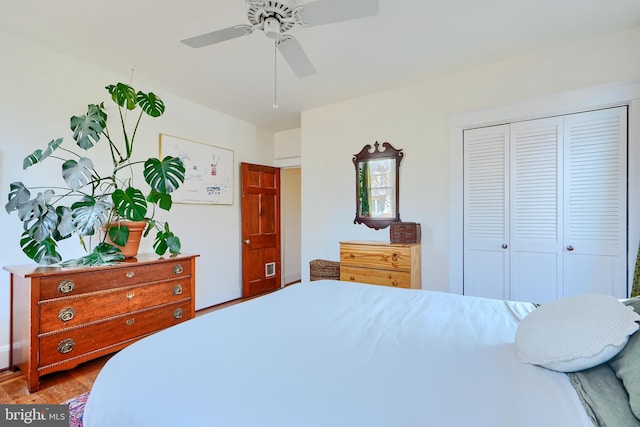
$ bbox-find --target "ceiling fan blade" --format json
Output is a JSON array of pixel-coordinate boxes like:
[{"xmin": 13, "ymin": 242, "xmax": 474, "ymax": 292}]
[
  {"xmin": 180, "ymin": 25, "xmax": 253, "ymax": 48},
  {"xmin": 299, "ymin": 0, "xmax": 379, "ymax": 26},
  {"xmin": 277, "ymin": 36, "xmax": 316, "ymax": 78}
]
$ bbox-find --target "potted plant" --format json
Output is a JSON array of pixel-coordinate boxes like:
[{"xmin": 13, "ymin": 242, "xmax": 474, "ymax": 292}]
[{"xmin": 4, "ymin": 82, "xmax": 186, "ymax": 266}]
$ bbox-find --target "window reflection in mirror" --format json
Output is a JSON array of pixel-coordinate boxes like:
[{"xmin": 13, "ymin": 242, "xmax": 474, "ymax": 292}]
[
  {"xmin": 353, "ymin": 141, "xmax": 403, "ymax": 230},
  {"xmin": 358, "ymin": 159, "xmax": 396, "ymax": 218}
]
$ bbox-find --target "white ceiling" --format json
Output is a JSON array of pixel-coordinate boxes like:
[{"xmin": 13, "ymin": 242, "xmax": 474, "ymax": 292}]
[{"xmin": 2, "ymin": 0, "xmax": 639, "ymax": 132}]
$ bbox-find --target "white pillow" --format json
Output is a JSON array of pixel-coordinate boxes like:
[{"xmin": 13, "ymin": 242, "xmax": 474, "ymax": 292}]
[{"xmin": 514, "ymin": 293, "xmax": 640, "ymax": 372}]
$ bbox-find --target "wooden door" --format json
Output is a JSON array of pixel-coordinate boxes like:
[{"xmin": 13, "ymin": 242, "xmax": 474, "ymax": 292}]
[{"xmin": 241, "ymin": 162, "xmax": 281, "ymax": 297}]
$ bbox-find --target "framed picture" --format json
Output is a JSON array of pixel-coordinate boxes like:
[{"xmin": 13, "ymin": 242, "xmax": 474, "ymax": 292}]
[{"xmin": 159, "ymin": 134, "xmax": 234, "ymax": 205}]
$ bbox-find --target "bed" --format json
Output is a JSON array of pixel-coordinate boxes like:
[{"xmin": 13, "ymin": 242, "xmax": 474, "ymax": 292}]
[{"xmin": 83, "ymin": 280, "xmax": 640, "ymax": 427}]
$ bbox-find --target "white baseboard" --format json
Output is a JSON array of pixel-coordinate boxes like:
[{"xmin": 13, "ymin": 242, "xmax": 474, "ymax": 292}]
[
  {"xmin": 0, "ymin": 344, "xmax": 10, "ymax": 371},
  {"xmin": 284, "ymin": 272, "xmax": 302, "ymax": 285}
]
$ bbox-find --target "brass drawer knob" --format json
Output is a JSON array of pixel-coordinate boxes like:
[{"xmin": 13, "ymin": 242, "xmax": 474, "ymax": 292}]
[
  {"xmin": 173, "ymin": 264, "xmax": 184, "ymax": 275},
  {"xmin": 125, "ymin": 318, "xmax": 135, "ymax": 326},
  {"xmin": 58, "ymin": 307, "xmax": 76, "ymax": 322},
  {"xmin": 57, "ymin": 280, "xmax": 75, "ymax": 294},
  {"xmin": 126, "ymin": 291, "xmax": 136, "ymax": 299},
  {"xmin": 126, "ymin": 271, "xmax": 135, "ymax": 278},
  {"xmin": 57, "ymin": 338, "xmax": 75, "ymax": 354},
  {"xmin": 173, "ymin": 308, "xmax": 183, "ymax": 319},
  {"xmin": 173, "ymin": 285, "xmax": 183, "ymax": 295}
]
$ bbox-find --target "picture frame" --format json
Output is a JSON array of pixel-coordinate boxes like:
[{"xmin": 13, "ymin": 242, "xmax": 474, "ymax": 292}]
[{"xmin": 159, "ymin": 134, "xmax": 234, "ymax": 205}]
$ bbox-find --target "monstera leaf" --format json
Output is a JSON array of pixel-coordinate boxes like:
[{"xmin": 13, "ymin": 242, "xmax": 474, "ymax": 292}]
[
  {"xmin": 136, "ymin": 91, "xmax": 165, "ymax": 118},
  {"xmin": 55, "ymin": 206, "xmax": 74, "ymax": 239},
  {"xmin": 15, "ymin": 189, "xmax": 54, "ymax": 222},
  {"xmin": 71, "ymin": 195, "xmax": 112, "ymax": 236},
  {"xmin": 70, "ymin": 103, "xmax": 107, "ymax": 150},
  {"xmin": 26, "ymin": 206, "xmax": 59, "ymax": 243},
  {"xmin": 112, "ymin": 187, "xmax": 147, "ymax": 221},
  {"xmin": 60, "ymin": 243, "xmax": 125, "ymax": 267},
  {"xmin": 22, "ymin": 138, "xmax": 64, "ymax": 169},
  {"xmin": 20, "ymin": 231, "xmax": 61, "ymax": 265},
  {"xmin": 62, "ymin": 157, "xmax": 94, "ymax": 190},
  {"xmin": 144, "ymin": 156, "xmax": 185, "ymax": 194},
  {"xmin": 153, "ymin": 224, "xmax": 181, "ymax": 256},
  {"xmin": 106, "ymin": 83, "xmax": 137, "ymax": 110},
  {"xmin": 5, "ymin": 182, "xmax": 31, "ymax": 214}
]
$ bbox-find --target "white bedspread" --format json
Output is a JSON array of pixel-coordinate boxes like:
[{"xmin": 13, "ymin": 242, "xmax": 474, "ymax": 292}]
[{"xmin": 83, "ymin": 280, "xmax": 593, "ymax": 427}]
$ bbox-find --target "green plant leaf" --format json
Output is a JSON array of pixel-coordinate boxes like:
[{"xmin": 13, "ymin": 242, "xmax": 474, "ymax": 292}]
[
  {"xmin": 5, "ymin": 182, "xmax": 31, "ymax": 214},
  {"xmin": 60, "ymin": 243, "xmax": 124, "ymax": 267},
  {"xmin": 143, "ymin": 156, "xmax": 185, "ymax": 194},
  {"xmin": 112, "ymin": 187, "xmax": 147, "ymax": 221},
  {"xmin": 16, "ymin": 189, "xmax": 54, "ymax": 222},
  {"xmin": 70, "ymin": 103, "xmax": 107, "ymax": 150},
  {"xmin": 54, "ymin": 206, "xmax": 73, "ymax": 240},
  {"xmin": 20, "ymin": 231, "xmax": 61, "ymax": 265},
  {"xmin": 147, "ymin": 189, "xmax": 172, "ymax": 211},
  {"xmin": 108, "ymin": 224, "xmax": 130, "ymax": 246},
  {"xmin": 106, "ymin": 83, "xmax": 137, "ymax": 110},
  {"xmin": 153, "ymin": 227, "xmax": 181, "ymax": 256},
  {"xmin": 61, "ymin": 157, "xmax": 94, "ymax": 190},
  {"xmin": 22, "ymin": 138, "xmax": 64, "ymax": 169},
  {"xmin": 26, "ymin": 206, "xmax": 59, "ymax": 243},
  {"xmin": 71, "ymin": 195, "xmax": 112, "ymax": 236},
  {"xmin": 136, "ymin": 91, "xmax": 165, "ymax": 117}
]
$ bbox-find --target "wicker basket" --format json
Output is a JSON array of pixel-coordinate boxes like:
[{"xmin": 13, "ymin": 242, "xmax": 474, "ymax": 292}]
[
  {"xmin": 309, "ymin": 259, "xmax": 340, "ymax": 281},
  {"xmin": 390, "ymin": 222, "xmax": 421, "ymax": 244}
]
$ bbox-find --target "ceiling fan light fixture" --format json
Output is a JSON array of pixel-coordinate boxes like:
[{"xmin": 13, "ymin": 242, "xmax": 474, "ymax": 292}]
[{"xmin": 263, "ymin": 17, "xmax": 281, "ymax": 39}]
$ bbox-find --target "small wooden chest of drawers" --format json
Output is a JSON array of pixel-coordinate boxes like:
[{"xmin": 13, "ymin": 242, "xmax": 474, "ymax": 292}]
[
  {"xmin": 4, "ymin": 253, "xmax": 198, "ymax": 392},
  {"xmin": 339, "ymin": 241, "xmax": 421, "ymax": 289}
]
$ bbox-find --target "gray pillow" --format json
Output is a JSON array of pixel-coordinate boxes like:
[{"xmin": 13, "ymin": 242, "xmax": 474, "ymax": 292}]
[
  {"xmin": 569, "ymin": 363, "xmax": 640, "ymax": 427},
  {"xmin": 609, "ymin": 297, "xmax": 640, "ymax": 420}
]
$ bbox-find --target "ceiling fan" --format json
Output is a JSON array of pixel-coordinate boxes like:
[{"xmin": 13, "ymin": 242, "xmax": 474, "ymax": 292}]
[{"xmin": 180, "ymin": 0, "xmax": 380, "ymax": 78}]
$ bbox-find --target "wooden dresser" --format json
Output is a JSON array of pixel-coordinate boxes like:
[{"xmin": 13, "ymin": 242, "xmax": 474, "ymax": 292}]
[
  {"xmin": 340, "ymin": 241, "xmax": 421, "ymax": 289},
  {"xmin": 4, "ymin": 253, "xmax": 198, "ymax": 392}
]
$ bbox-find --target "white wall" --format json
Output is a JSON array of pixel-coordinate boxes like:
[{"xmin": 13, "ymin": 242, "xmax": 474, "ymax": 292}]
[
  {"xmin": 0, "ymin": 30, "xmax": 274, "ymax": 369},
  {"xmin": 281, "ymin": 168, "xmax": 302, "ymax": 284},
  {"xmin": 274, "ymin": 128, "xmax": 301, "ymax": 167},
  {"xmin": 275, "ymin": 129, "xmax": 302, "ymax": 284},
  {"xmin": 300, "ymin": 26, "xmax": 640, "ymax": 293}
]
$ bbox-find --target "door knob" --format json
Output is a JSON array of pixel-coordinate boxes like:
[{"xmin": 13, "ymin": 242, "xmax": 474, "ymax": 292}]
[
  {"xmin": 567, "ymin": 245, "xmax": 574, "ymax": 252},
  {"xmin": 501, "ymin": 244, "xmax": 508, "ymax": 249},
  {"xmin": 243, "ymin": 240, "xmax": 250, "ymax": 245}
]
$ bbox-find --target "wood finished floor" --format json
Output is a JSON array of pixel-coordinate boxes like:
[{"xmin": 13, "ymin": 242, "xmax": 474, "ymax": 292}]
[{"xmin": 0, "ymin": 293, "xmax": 261, "ymax": 404}]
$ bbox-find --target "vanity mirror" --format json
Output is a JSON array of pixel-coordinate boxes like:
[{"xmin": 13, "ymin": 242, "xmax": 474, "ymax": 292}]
[{"xmin": 353, "ymin": 141, "xmax": 403, "ymax": 230}]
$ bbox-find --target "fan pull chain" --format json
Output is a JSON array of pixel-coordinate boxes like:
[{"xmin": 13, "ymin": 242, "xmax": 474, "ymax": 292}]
[{"xmin": 273, "ymin": 39, "xmax": 279, "ymax": 109}]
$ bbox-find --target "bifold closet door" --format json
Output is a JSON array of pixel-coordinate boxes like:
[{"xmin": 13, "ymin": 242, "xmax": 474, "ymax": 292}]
[
  {"xmin": 562, "ymin": 107, "xmax": 627, "ymax": 298},
  {"xmin": 462, "ymin": 125, "xmax": 509, "ymax": 299},
  {"xmin": 463, "ymin": 107, "xmax": 627, "ymax": 301},
  {"xmin": 509, "ymin": 117, "xmax": 563, "ymax": 303}
]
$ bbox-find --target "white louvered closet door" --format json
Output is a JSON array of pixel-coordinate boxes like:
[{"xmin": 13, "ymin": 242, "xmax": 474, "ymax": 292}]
[
  {"xmin": 563, "ymin": 107, "xmax": 627, "ymax": 298},
  {"xmin": 463, "ymin": 125, "xmax": 510, "ymax": 299},
  {"xmin": 509, "ymin": 117, "xmax": 563, "ymax": 303},
  {"xmin": 463, "ymin": 107, "xmax": 628, "ymax": 301}
]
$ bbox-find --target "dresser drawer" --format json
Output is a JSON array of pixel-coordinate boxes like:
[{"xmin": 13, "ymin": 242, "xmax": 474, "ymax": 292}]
[
  {"xmin": 38, "ymin": 260, "xmax": 192, "ymax": 299},
  {"xmin": 340, "ymin": 243, "xmax": 412, "ymax": 271},
  {"xmin": 39, "ymin": 278, "xmax": 193, "ymax": 334},
  {"xmin": 38, "ymin": 299, "xmax": 191, "ymax": 368},
  {"xmin": 340, "ymin": 266, "xmax": 412, "ymax": 288}
]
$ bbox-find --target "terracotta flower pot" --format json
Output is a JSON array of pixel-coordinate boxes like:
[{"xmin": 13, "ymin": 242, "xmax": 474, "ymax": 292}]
[{"xmin": 104, "ymin": 220, "xmax": 147, "ymax": 258}]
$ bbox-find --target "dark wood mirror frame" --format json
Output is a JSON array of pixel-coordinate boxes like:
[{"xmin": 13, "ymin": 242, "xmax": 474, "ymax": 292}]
[{"xmin": 353, "ymin": 141, "xmax": 403, "ymax": 230}]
